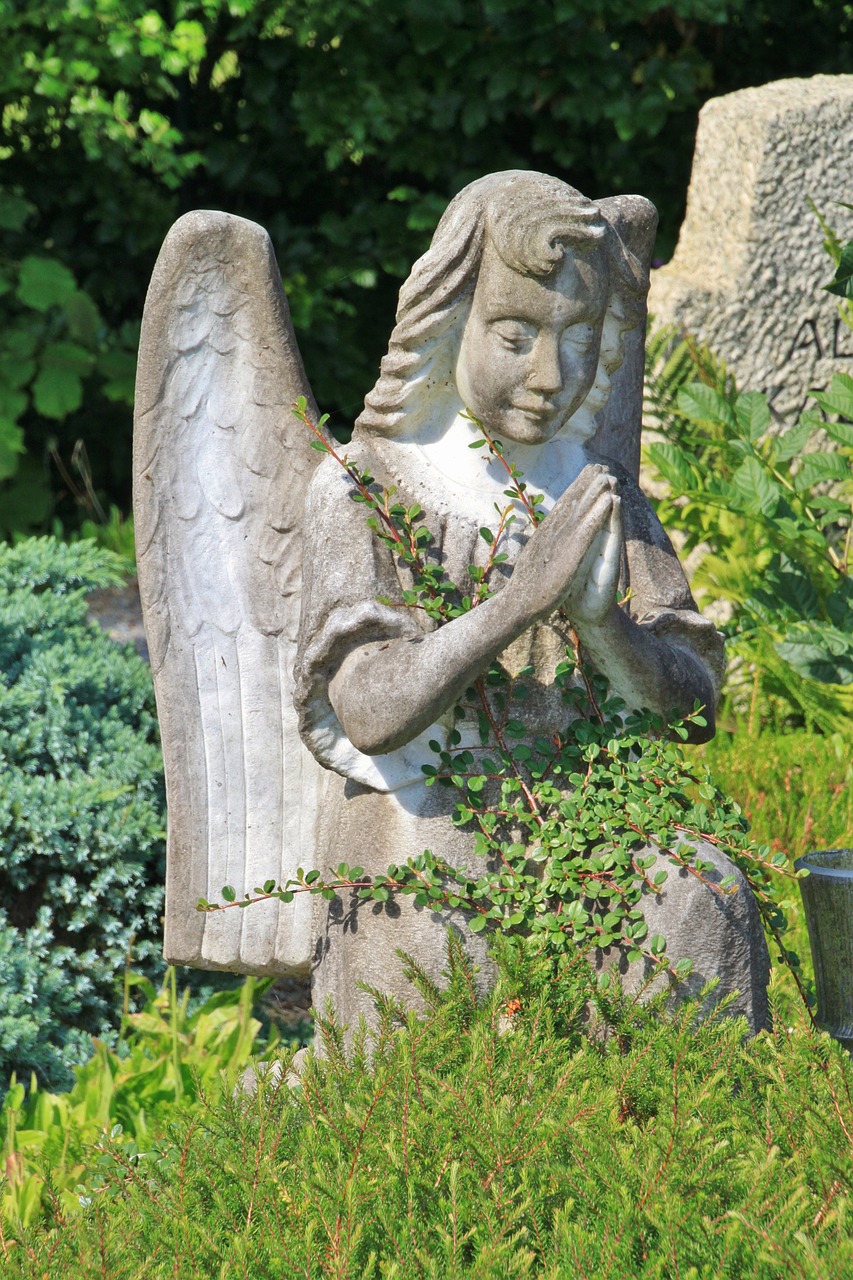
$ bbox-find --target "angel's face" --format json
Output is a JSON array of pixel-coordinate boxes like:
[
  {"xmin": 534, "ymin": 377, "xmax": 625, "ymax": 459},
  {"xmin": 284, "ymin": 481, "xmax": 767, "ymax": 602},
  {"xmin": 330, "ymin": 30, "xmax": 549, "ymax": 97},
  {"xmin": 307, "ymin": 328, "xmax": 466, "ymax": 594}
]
[{"xmin": 455, "ymin": 239, "xmax": 608, "ymax": 446}]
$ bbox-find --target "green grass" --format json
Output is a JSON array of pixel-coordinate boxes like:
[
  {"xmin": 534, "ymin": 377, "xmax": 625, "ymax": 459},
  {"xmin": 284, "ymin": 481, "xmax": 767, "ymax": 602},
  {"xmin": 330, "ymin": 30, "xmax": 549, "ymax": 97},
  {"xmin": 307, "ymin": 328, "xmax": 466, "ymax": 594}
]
[
  {"xmin": 702, "ymin": 727, "xmax": 853, "ymax": 1012},
  {"xmin": 703, "ymin": 728, "xmax": 853, "ymax": 865}
]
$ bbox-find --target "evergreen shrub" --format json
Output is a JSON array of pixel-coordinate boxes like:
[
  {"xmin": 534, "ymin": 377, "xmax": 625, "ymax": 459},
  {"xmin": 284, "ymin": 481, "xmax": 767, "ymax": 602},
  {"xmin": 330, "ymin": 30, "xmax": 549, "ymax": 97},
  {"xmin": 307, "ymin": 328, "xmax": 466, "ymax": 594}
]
[
  {"xmin": 0, "ymin": 537, "xmax": 165, "ymax": 1091},
  {"xmin": 6, "ymin": 939, "xmax": 853, "ymax": 1279}
]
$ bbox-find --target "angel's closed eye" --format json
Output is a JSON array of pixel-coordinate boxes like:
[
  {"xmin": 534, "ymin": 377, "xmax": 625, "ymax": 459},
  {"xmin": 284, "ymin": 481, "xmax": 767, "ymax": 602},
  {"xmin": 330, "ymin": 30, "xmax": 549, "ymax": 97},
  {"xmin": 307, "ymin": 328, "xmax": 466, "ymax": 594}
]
[
  {"xmin": 561, "ymin": 324, "xmax": 597, "ymax": 351},
  {"xmin": 490, "ymin": 320, "xmax": 535, "ymax": 352}
]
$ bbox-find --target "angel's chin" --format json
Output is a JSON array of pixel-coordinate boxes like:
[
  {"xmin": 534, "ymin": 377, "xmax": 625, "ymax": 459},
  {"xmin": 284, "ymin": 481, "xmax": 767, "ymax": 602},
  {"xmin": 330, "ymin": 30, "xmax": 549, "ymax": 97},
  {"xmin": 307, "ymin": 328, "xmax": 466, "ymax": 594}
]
[{"xmin": 487, "ymin": 411, "xmax": 566, "ymax": 447}]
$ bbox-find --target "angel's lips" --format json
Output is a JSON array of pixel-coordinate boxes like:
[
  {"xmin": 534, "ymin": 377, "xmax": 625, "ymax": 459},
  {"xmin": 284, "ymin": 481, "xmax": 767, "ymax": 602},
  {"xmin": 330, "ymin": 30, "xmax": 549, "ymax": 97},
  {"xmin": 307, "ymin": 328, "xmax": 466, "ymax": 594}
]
[{"xmin": 511, "ymin": 400, "xmax": 559, "ymax": 420}]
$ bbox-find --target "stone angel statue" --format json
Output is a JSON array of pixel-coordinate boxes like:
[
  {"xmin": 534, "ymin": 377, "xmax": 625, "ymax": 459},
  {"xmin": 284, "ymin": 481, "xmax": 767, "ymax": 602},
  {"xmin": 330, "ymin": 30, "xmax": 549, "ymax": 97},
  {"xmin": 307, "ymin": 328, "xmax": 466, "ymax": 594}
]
[{"xmin": 134, "ymin": 171, "xmax": 769, "ymax": 1033}]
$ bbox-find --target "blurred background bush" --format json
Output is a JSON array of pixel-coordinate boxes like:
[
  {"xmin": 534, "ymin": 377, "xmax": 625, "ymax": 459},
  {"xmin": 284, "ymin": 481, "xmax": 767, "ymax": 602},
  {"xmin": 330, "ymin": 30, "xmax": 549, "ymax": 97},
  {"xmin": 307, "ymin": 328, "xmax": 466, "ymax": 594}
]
[{"xmin": 1, "ymin": 0, "xmax": 851, "ymax": 533}]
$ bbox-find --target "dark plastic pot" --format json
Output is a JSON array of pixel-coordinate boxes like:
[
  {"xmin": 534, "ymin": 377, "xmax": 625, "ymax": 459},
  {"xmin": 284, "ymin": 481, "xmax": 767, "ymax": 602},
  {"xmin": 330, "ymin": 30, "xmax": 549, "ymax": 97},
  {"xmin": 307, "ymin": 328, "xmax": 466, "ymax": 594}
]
[{"xmin": 796, "ymin": 849, "xmax": 853, "ymax": 1052}]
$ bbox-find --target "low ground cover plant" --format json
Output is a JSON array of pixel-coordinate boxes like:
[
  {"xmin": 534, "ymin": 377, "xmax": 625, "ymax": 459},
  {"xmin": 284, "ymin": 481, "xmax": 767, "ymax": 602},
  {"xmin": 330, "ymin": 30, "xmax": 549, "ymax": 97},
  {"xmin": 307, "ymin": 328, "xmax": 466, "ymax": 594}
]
[{"xmin": 2, "ymin": 938, "xmax": 852, "ymax": 1279}]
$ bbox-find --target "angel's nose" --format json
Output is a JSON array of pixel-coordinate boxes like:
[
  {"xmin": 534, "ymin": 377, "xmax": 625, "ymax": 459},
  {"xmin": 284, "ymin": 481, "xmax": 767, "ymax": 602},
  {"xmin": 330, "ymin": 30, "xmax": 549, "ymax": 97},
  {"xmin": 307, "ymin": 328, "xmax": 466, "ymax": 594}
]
[{"xmin": 527, "ymin": 334, "xmax": 562, "ymax": 394}]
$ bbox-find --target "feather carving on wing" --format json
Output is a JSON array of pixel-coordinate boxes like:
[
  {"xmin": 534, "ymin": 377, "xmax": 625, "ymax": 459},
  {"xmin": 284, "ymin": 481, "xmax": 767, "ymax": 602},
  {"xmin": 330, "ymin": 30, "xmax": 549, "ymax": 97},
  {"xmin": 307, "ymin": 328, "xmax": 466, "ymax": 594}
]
[{"xmin": 133, "ymin": 211, "xmax": 330, "ymax": 975}]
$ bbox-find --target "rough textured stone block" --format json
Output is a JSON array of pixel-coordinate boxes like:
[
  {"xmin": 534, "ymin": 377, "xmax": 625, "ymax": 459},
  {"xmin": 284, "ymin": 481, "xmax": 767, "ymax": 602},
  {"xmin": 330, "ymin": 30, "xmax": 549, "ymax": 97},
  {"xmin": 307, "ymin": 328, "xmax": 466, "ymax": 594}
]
[{"xmin": 649, "ymin": 75, "xmax": 853, "ymax": 420}]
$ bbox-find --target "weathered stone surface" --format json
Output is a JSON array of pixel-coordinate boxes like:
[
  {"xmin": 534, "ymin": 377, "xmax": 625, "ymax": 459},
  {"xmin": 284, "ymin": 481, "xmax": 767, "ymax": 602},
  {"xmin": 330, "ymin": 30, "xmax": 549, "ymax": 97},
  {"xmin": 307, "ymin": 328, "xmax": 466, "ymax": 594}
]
[
  {"xmin": 649, "ymin": 75, "xmax": 853, "ymax": 420},
  {"xmin": 134, "ymin": 211, "xmax": 329, "ymax": 977},
  {"xmin": 135, "ymin": 171, "xmax": 770, "ymax": 1038}
]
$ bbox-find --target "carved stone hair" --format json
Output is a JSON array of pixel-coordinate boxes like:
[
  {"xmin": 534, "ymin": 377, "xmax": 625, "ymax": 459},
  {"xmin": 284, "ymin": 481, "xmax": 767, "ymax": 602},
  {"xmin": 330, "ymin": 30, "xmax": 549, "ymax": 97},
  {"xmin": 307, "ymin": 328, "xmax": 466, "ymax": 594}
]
[{"xmin": 356, "ymin": 170, "xmax": 649, "ymax": 438}]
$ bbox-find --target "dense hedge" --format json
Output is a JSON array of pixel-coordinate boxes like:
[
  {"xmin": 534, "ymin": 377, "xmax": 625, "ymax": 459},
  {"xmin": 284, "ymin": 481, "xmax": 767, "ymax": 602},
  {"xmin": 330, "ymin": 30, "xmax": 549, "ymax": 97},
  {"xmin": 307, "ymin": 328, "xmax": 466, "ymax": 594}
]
[
  {"xmin": 0, "ymin": 538, "xmax": 166, "ymax": 1090},
  {"xmin": 1, "ymin": 0, "xmax": 850, "ymax": 528}
]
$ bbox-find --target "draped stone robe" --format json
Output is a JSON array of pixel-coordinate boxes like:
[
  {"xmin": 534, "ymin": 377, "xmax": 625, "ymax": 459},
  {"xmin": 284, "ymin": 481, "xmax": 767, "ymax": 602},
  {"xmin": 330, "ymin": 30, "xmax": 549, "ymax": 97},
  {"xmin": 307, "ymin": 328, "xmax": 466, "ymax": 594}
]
[{"xmin": 293, "ymin": 432, "xmax": 769, "ymax": 1034}]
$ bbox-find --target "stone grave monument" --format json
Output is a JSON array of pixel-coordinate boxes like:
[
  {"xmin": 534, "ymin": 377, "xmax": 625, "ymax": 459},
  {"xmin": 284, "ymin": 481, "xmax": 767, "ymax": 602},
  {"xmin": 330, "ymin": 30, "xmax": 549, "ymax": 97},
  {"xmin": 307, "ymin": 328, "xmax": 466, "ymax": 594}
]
[
  {"xmin": 649, "ymin": 75, "xmax": 853, "ymax": 421},
  {"xmin": 134, "ymin": 171, "xmax": 770, "ymax": 1036}
]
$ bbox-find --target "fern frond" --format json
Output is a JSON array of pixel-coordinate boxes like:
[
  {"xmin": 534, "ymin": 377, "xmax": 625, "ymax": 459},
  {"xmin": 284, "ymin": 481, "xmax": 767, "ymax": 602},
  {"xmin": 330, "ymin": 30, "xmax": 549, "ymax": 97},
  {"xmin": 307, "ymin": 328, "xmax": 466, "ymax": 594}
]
[{"xmin": 644, "ymin": 321, "xmax": 733, "ymax": 436}]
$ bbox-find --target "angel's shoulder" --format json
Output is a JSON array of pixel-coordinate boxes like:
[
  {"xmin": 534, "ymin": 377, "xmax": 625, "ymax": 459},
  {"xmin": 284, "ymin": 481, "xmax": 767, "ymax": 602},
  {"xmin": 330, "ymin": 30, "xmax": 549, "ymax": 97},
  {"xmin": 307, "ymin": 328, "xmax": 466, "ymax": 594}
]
[
  {"xmin": 308, "ymin": 451, "xmax": 349, "ymax": 497},
  {"xmin": 302, "ymin": 440, "xmax": 387, "ymax": 548}
]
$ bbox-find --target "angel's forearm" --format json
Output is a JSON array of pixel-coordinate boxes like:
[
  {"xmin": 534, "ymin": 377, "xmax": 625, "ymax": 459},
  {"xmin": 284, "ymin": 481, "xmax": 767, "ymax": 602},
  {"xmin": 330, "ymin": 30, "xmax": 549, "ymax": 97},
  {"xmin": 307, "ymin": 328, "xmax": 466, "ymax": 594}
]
[
  {"xmin": 575, "ymin": 606, "xmax": 717, "ymax": 742},
  {"xmin": 327, "ymin": 593, "xmax": 530, "ymax": 756}
]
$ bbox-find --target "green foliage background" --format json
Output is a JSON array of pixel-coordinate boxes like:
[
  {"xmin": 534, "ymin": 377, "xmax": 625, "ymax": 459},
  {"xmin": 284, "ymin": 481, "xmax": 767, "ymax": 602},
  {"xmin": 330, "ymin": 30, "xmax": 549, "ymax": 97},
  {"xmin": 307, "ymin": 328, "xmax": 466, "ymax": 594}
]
[
  {"xmin": 2, "ymin": 8, "xmax": 853, "ymax": 1266},
  {"xmin": 1, "ymin": 0, "xmax": 851, "ymax": 528}
]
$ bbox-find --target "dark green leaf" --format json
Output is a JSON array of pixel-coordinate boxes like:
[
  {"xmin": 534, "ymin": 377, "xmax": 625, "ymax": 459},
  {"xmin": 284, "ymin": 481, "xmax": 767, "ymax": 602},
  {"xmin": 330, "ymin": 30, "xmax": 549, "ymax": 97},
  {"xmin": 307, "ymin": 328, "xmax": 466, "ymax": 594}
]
[
  {"xmin": 0, "ymin": 191, "xmax": 33, "ymax": 231},
  {"xmin": 677, "ymin": 382, "xmax": 736, "ymax": 428},
  {"xmin": 794, "ymin": 450, "xmax": 849, "ymax": 491},
  {"xmin": 16, "ymin": 256, "xmax": 77, "ymax": 311},
  {"xmin": 645, "ymin": 442, "xmax": 696, "ymax": 494},
  {"xmin": 824, "ymin": 240, "xmax": 853, "ymax": 297},
  {"xmin": 731, "ymin": 456, "xmax": 781, "ymax": 517},
  {"xmin": 32, "ymin": 342, "xmax": 94, "ymax": 419},
  {"xmin": 773, "ymin": 416, "xmax": 816, "ymax": 462},
  {"xmin": 813, "ymin": 372, "xmax": 853, "ymax": 424},
  {"xmin": 775, "ymin": 625, "xmax": 853, "ymax": 685}
]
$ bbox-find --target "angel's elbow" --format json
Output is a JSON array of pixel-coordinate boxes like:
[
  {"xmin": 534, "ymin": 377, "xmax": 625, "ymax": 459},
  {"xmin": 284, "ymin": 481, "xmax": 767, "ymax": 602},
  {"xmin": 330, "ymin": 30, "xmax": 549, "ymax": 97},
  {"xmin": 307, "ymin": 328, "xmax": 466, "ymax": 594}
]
[
  {"xmin": 342, "ymin": 717, "xmax": 407, "ymax": 757},
  {"xmin": 330, "ymin": 690, "xmax": 404, "ymax": 757}
]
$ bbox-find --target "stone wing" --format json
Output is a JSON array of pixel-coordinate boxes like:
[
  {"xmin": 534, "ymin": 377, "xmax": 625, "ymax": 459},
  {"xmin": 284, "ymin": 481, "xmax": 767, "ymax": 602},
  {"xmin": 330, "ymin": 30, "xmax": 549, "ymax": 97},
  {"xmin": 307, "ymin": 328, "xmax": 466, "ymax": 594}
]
[{"xmin": 133, "ymin": 210, "xmax": 330, "ymax": 976}]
